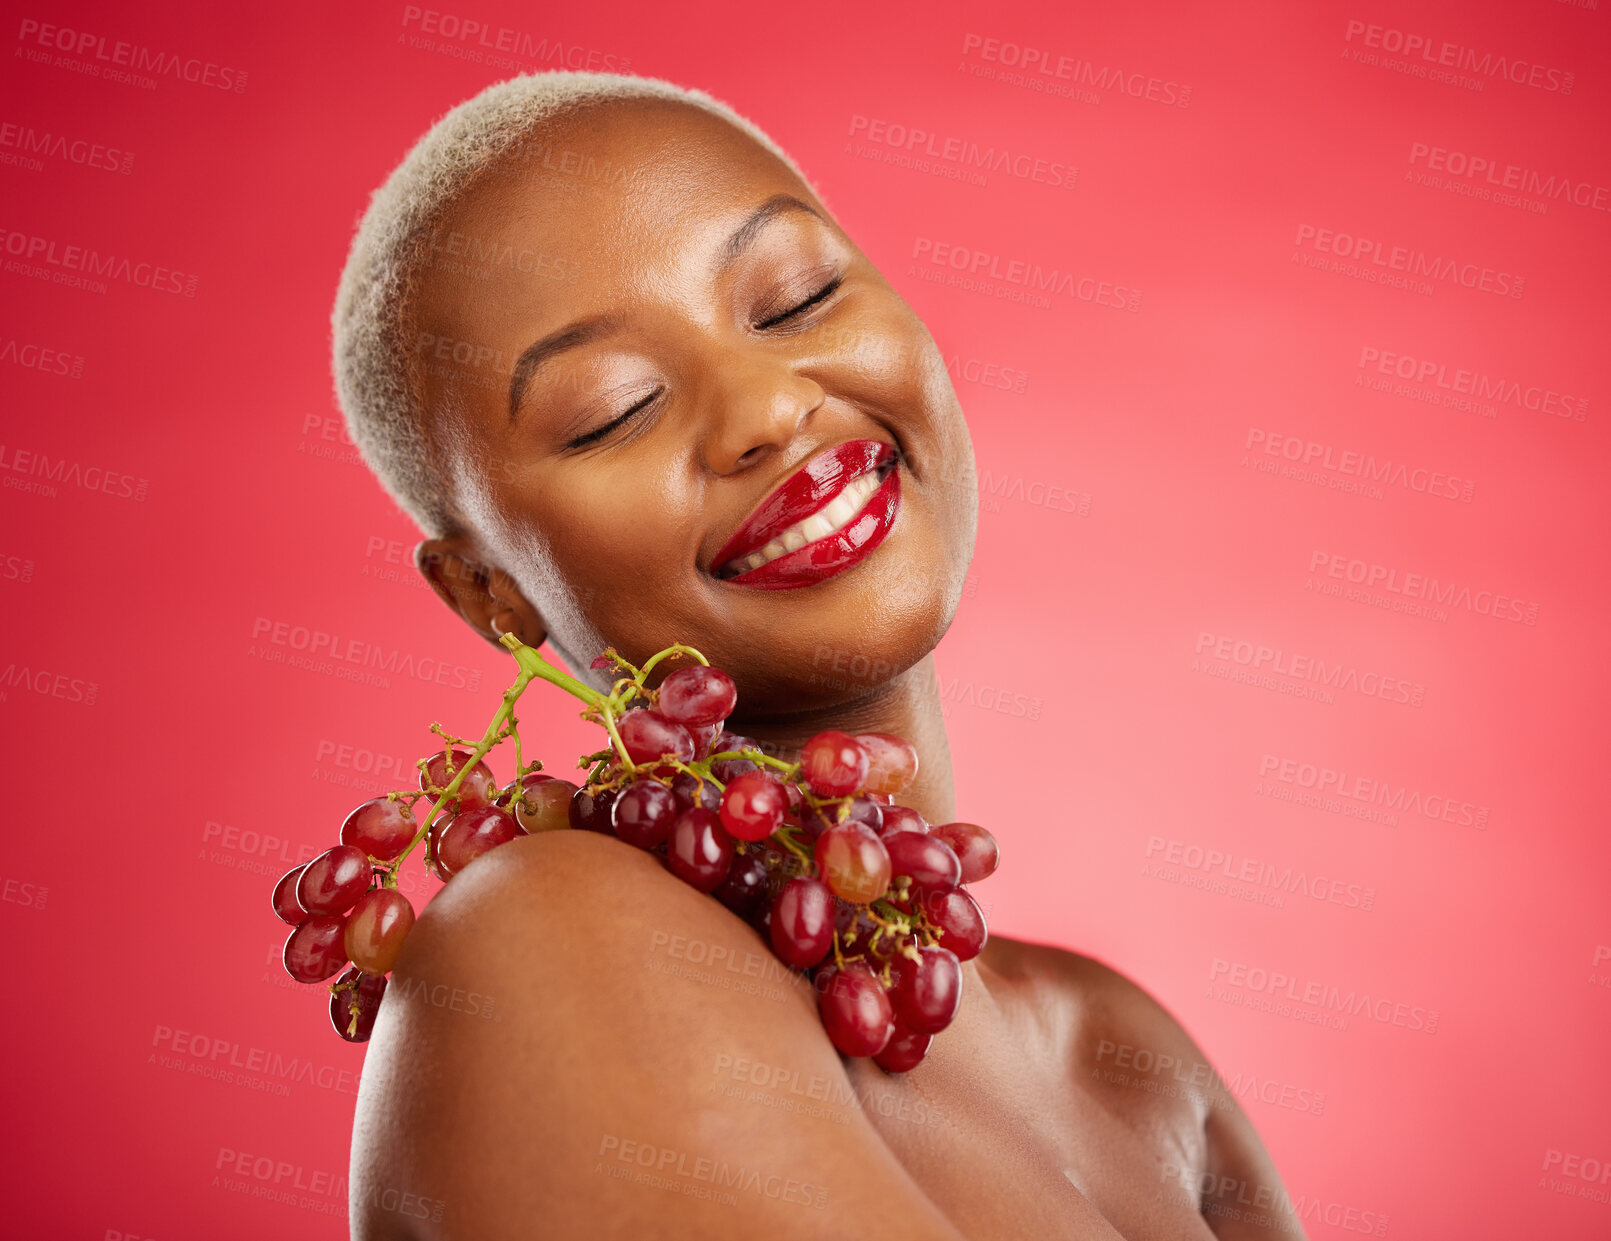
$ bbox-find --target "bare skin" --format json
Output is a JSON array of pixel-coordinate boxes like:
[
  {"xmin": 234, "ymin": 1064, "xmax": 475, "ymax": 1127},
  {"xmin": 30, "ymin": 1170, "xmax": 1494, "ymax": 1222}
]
[{"xmin": 348, "ymin": 97, "xmax": 1307, "ymax": 1240}]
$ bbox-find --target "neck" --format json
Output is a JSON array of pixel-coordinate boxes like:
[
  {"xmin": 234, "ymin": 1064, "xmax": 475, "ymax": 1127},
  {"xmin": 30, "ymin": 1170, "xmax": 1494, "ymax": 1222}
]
[{"xmin": 727, "ymin": 654, "xmax": 957, "ymax": 825}]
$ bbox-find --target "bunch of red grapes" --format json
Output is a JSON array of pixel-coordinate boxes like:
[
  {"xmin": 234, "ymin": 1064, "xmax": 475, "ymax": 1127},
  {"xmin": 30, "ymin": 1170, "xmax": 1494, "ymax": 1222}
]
[{"xmin": 271, "ymin": 637, "xmax": 998, "ymax": 1072}]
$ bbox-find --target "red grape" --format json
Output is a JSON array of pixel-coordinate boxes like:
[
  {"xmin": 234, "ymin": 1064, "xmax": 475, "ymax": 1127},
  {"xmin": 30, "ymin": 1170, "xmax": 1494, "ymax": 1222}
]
[
  {"xmin": 656, "ymin": 665, "xmax": 737, "ymax": 726},
  {"xmin": 928, "ymin": 822, "xmax": 998, "ymax": 884},
  {"xmin": 613, "ymin": 779, "xmax": 679, "ymax": 849},
  {"xmin": 344, "ymin": 887, "xmax": 415, "ymax": 976},
  {"xmin": 818, "ymin": 964, "xmax": 895, "ymax": 1057},
  {"xmin": 814, "ymin": 823, "xmax": 892, "ymax": 905},
  {"xmin": 670, "ymin": 771, "xmax": 720, "ymax": 813},
  {"xmin": 665, "ymin": 808, "xmax": 735, "ymax": 891},
  {"xmin": 272, "ymin": 864, "xmax": 310, "ymax": 925},
  {"xmin": 799, "ymin": 795, "xmax": 882, "ymax": 840},
  {"xmin": 719, "ymin": 770, "xmax": 788, "ymax": 842},
  {"xmin": 420, "ymin": 748, "xmax": 495, "ymax": 809},
  {"xmin": 284, "ymin": 914, "xmax": 350, "ymax": 983},
  {"xmin": 874, "ymin": 1022, "xmax": 932, "ymax": 1074},
  {"xmin": 890, "ymin": 946, "xmax": 962, "ymax": 1035},
  {"xmin": 617, "ymin": 709, "xmax": 694, "ymax": 765},
  {"xmin": 879, "ymin": 805, "xmax": 928, "ymax": 836},
  {"xmin": 329, "ymin": 968, "xmax": 387, "ymax": 1043},
  {"xmin": 770, "ymin": 877, "xmax": 835, "ymax": 968},
  {"xmin": 712, "ymin": 850, "xmax": 769, "ymax": 918},
  {"xmin": 855, "ymin": 733, "xmax": 919, "ymax": 796},
  {"xmin": 924, "ymin": 888, "xmax": 987, "ymax": 961},
  {"xmin": 569, "ymin": 786, "xmax": 618, "ymax": 834},
  {"xmin": 513, "ymin": 777, "xmax": 577, "ymax": 833},
  {"xmin": 800, "ymin": 730, "xmax": 868, "ymax": 797},
  {"xmin": 493, "ymin": 771, "xmax": 548, "ymax": 810},
  {"xmin": 710, "ymin": 731, "xmax": 759, "ymax": 781},
  {"xmin": 297, "ymin": 846, "xmax": 373, "ymax": 916},
  {"xmin": 883, "ymin": 830, "xmax": 961, "ymax": 893},
  {"xmin": 436, "ymin": 806, "xmax": 524, "ymax": 876},
  {"xmin": 340, "ymin": 797, "xmax": 419, "ymax": 862},
  {"xmin": 686, "ymin": 722, "xmax": 721, "ymax": 759}
]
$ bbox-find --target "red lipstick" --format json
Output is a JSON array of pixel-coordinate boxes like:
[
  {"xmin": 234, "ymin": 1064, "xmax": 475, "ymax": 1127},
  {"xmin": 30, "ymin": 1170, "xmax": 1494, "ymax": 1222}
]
[{"xmin": 712, "ymin": 440, "xmax": 901, "ymax": 591}]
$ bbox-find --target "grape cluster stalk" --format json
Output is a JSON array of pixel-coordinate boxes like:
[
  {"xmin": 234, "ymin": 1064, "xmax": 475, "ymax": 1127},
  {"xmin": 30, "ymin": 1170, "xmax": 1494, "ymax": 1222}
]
[{"xmin": 271, "ymin": 635, "xmax": 999, "ymax": 1070}]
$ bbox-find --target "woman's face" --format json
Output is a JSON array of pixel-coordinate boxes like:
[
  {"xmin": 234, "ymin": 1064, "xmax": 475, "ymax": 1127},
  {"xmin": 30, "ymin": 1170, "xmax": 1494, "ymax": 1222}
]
[{"xmin": 411, "ymin": 98, "xmax": 976, "ymax": 717}]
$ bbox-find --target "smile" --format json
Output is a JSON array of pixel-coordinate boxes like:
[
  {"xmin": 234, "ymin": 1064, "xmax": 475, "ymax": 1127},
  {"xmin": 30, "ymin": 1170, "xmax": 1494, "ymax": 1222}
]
[{"xmin": 712, "ymin": 439, "xmax": 901, "ymax": 590}]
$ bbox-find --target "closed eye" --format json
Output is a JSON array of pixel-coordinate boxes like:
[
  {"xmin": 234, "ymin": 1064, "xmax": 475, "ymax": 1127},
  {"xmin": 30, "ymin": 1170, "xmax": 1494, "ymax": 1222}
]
[
  {"xmin": 755, "ymin": 275, "xmax": 844, "ymax": 330},
  {"xmin": 566, "ymin": 388, "xmax": 662, "ymax": 450}
]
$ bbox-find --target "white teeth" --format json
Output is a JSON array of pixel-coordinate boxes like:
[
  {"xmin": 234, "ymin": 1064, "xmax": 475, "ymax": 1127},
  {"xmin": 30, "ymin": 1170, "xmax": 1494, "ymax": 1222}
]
[
  {"xmin": 822, "ymin": 492, "xmax": 857, "ymax": 527},
  {"xmin": 801, "ymin": 513, "xmax": 833, "ymax": 541},
  {"xmin": 728, "ymin": 468, "xmax": 886, "ymax": 575}
]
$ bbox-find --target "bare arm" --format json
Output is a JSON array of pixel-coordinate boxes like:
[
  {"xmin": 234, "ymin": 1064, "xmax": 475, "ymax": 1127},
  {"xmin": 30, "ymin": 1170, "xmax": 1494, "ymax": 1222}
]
[{"xmin": 351, "ymin": 830, "xmax": 1001, "ymax": 1240}]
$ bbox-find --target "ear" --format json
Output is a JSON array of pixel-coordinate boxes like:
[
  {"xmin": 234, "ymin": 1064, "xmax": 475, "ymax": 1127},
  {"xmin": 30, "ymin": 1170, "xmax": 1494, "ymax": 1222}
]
[{"xmin": 414, "ymin": 536, "xmax": 547, "ymax": 651}]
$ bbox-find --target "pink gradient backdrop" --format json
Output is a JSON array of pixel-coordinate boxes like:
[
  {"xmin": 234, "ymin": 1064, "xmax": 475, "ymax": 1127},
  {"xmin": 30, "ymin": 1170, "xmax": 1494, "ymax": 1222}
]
[{"xmin": 3, "ymin": 0, "xmax": 1607, "ymax": 1235}]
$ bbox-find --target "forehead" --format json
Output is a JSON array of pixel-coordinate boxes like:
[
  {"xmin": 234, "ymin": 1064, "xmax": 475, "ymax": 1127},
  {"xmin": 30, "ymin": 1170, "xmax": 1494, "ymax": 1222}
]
[{"xmin": 413, "ymin": 100, "xmax": 815, "ymax": 339}]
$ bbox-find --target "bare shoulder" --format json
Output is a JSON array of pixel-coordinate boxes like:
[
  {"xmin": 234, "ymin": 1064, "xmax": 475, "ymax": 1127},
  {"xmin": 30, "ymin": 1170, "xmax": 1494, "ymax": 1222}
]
[
  {"xmin": 981, "ymin": 934, "xmax": 1206, "ymax": 1072},
  {"xmin": 981, "ymin": 935, "xmax": 1308, "ymax": 1239},
  {"xmin": 349, "ymin": 832, "xmax": 975, "ymax": 1241}
]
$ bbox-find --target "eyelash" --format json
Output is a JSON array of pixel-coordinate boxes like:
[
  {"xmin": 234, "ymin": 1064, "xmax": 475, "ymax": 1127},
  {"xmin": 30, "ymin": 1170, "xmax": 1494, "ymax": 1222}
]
[
  {"xmin": 755, "ymin": 275, "xmax": 844, "ymax": 330},
  {"xmin": 567, "ymin": 388, "xmax": 661, "ymax": 449},
  {"xmin": 566, "ymin": 276, "xmax": 844, "ymax": 449}
]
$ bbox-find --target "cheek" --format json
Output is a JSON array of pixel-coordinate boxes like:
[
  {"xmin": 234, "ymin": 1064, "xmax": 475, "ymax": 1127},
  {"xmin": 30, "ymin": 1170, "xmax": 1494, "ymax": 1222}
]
[{"xmin": 523, "ymin": 477, "xmax": 703, "ymax": 632}]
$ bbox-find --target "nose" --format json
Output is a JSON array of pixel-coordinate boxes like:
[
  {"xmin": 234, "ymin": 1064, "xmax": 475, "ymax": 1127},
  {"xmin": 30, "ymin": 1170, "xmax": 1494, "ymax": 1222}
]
[{"xmin": 699, "ymin": 350, "xmax": 824, "ymax": 475}]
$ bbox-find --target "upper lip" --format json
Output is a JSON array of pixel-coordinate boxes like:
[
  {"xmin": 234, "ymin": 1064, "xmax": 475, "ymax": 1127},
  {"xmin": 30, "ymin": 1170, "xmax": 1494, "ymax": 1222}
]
[{"xmin": 708, "ymin": 439, "xmax": 897, "ymax": 577}]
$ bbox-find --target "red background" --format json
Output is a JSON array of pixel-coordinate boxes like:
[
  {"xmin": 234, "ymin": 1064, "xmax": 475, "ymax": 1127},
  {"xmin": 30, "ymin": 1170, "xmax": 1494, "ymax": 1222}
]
[{"xmin": 3, "ymin": 0, "xmax": 1608, "ymax": 1236}]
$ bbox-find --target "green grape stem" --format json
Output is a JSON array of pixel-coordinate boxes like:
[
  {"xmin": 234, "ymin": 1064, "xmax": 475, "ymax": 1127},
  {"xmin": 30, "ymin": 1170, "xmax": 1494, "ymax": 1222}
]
[{"xmin": 388, "ymin": 637, "xmax": 608, "ymax": 872}]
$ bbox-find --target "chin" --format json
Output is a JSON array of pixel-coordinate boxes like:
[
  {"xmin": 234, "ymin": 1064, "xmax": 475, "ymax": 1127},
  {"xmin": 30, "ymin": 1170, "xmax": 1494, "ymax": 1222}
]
[{"xmin": 718, "ymin": 532, "xmax": 968, "ymax": 716}]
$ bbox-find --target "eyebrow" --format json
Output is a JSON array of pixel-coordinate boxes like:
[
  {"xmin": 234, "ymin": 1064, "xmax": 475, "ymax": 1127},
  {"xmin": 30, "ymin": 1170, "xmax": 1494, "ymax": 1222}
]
[{"xmin": 506, "ymin": 193, "xmax": 825, "ymax": 422}]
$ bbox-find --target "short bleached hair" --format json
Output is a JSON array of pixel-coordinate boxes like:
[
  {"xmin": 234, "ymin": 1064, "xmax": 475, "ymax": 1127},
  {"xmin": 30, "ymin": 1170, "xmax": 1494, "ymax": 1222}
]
[{"xmin": 331, "ymin": 71, "xmax": 821, "ymax": 538}]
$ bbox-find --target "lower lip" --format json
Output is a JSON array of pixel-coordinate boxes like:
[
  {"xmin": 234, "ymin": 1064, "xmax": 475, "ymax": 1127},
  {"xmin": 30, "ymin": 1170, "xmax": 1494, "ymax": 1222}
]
[{"xmin": 722, "ymin": 467, "xmax": 901, "ymax": 590}]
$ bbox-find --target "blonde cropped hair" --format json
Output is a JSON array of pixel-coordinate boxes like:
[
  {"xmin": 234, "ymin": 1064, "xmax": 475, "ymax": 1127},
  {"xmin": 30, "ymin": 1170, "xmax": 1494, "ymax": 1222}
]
[{"xmin": 331, "ymin": 71, "xmax": 818, "ymax": 537}]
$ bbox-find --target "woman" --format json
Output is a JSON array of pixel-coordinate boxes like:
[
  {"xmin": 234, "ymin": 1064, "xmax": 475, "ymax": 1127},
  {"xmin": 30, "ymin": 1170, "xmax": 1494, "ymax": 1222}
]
[{"xmin": 334, "ymin": 71, "xmax": 1306, "ymax": 1240}]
